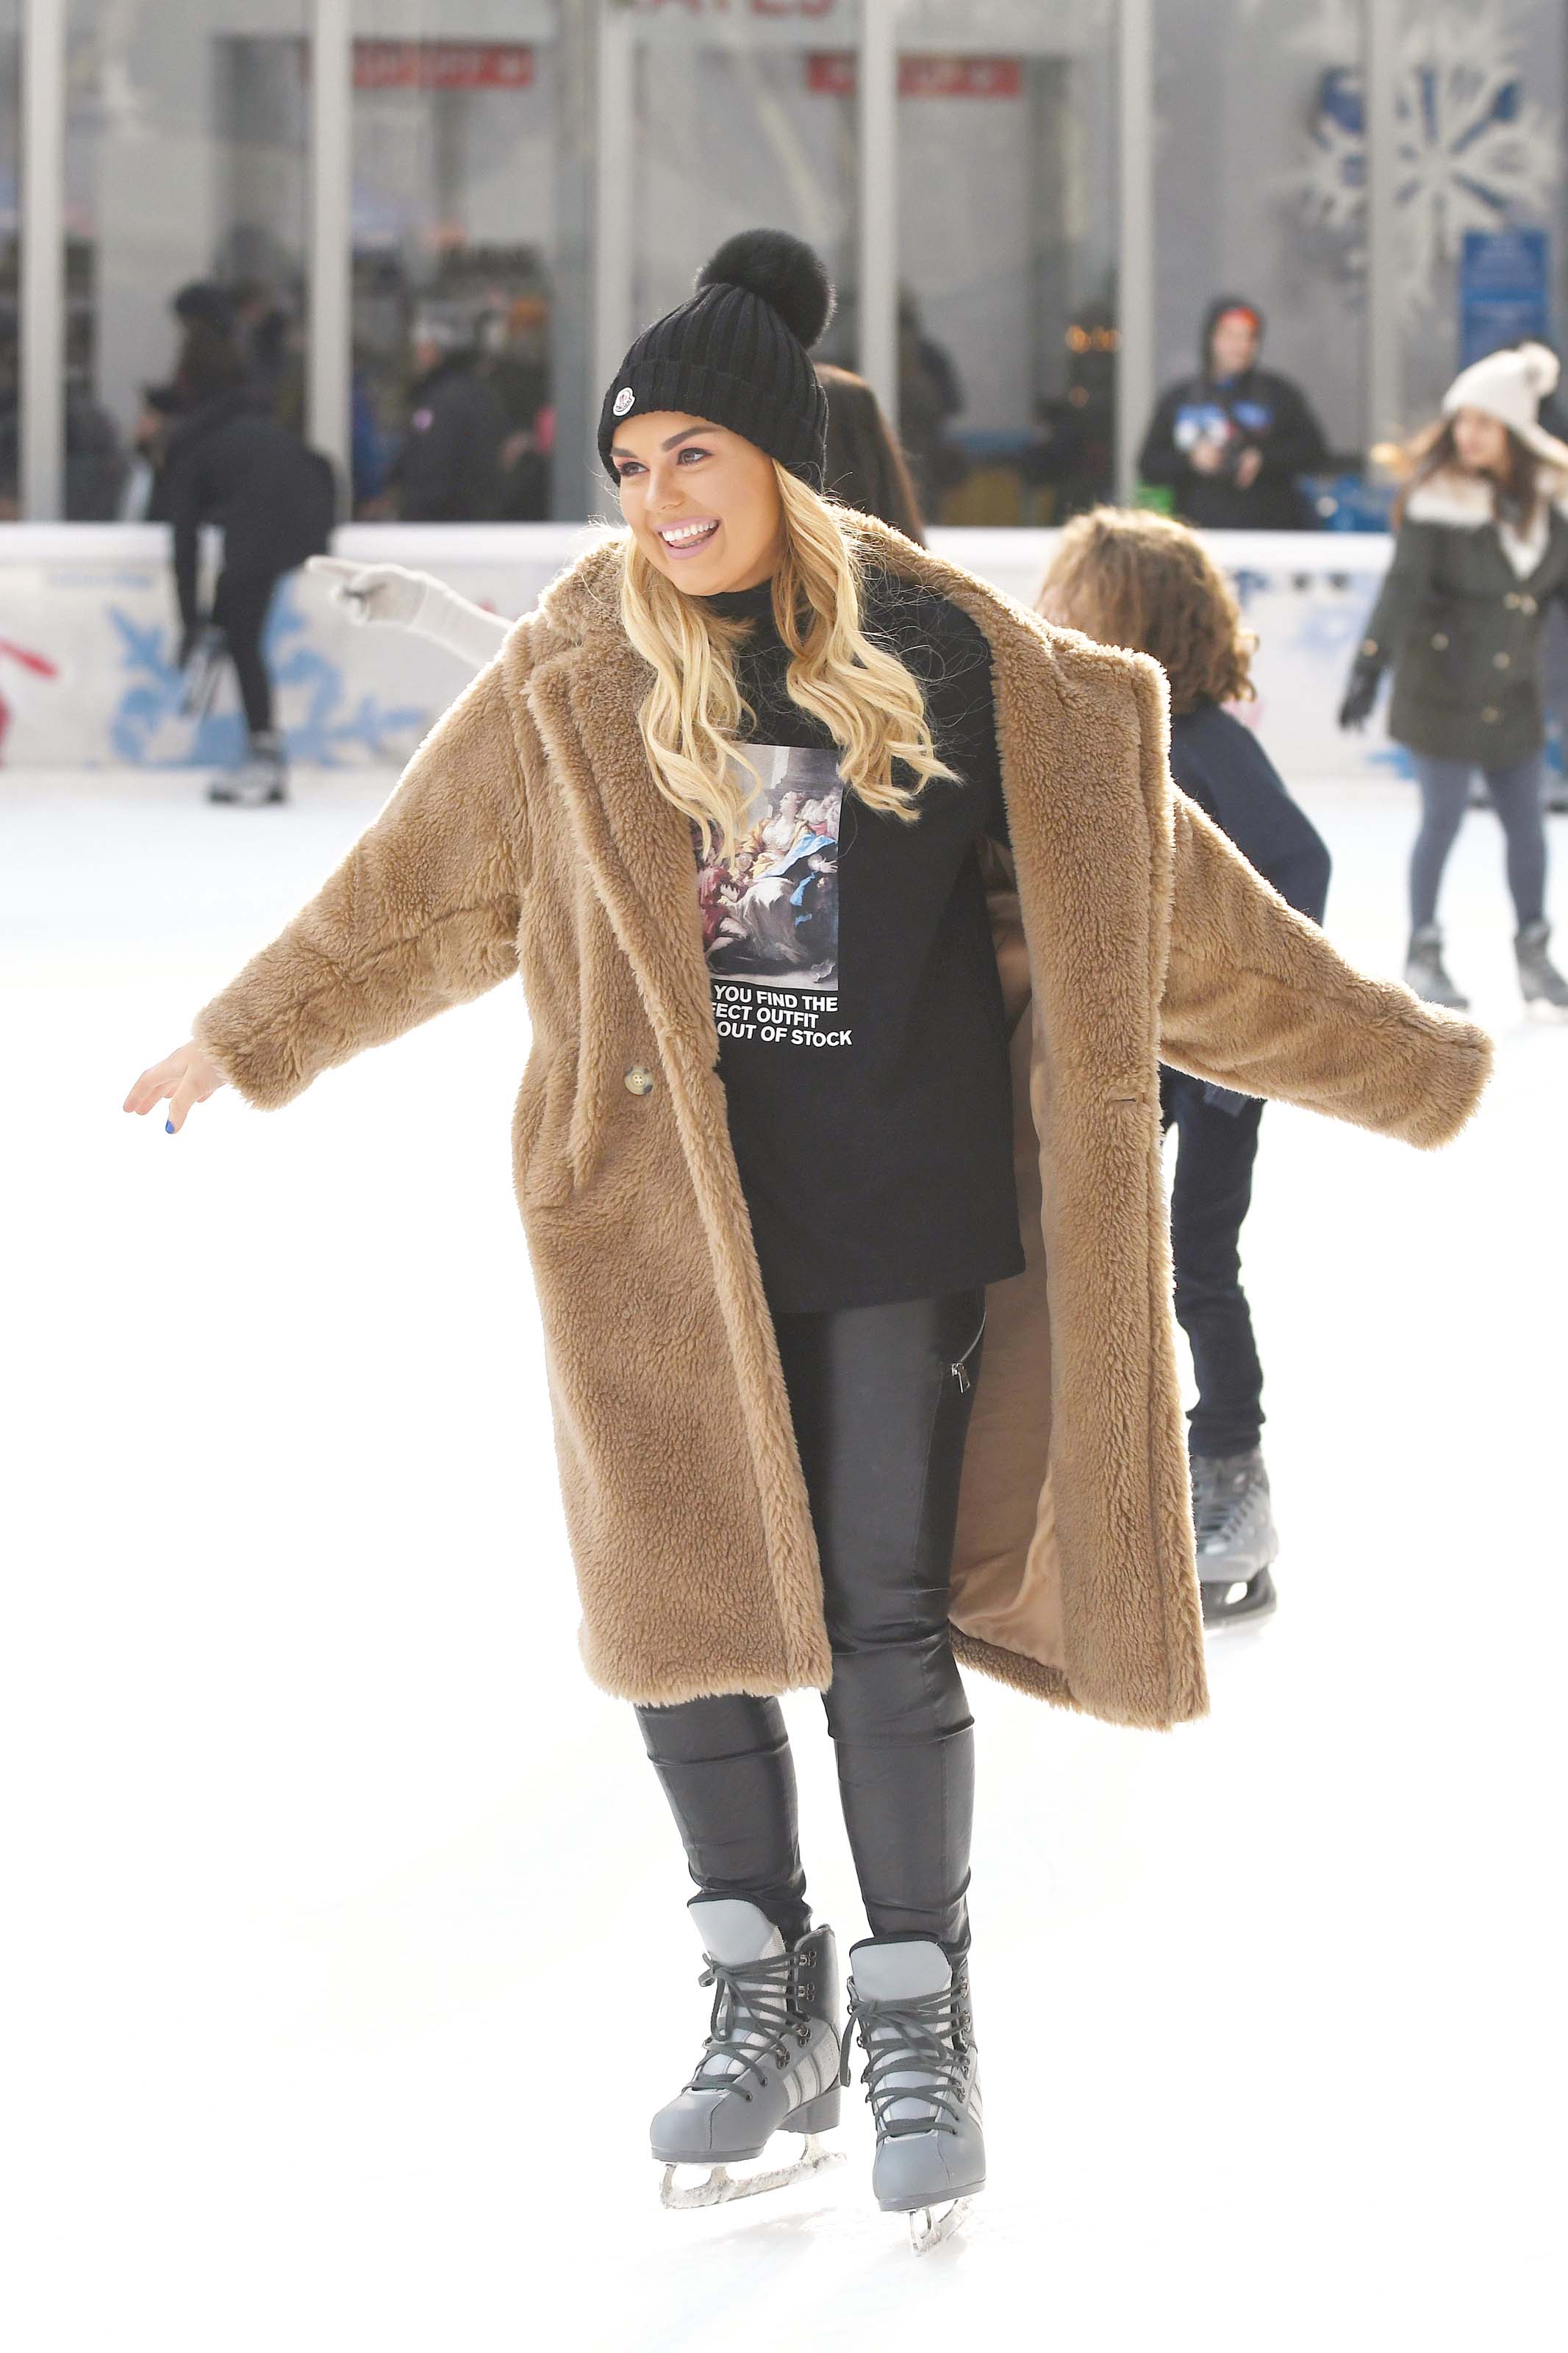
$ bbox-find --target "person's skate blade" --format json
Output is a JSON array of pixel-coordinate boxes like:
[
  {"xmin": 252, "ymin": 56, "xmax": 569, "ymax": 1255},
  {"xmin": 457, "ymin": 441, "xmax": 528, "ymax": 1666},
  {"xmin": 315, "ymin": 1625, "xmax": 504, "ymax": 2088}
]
[
  {"xmin": 1200, "ymin": 1565, "xmax": 1278, "ymax": 1631},
  {"xmin": 907, "ymin": 2193, "xmax": 977, "ymax": 2252},
  {"xmin": 659, "ymin": 2132, "xmax": 844, "ymax": 2210}
]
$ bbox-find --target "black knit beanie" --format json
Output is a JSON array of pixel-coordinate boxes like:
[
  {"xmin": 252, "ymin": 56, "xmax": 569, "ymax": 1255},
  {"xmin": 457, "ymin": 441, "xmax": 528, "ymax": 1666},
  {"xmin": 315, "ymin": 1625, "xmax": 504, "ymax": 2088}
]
[{"xmin": 598, "ymin": 229, "xmax": 835, "ymax": 493}]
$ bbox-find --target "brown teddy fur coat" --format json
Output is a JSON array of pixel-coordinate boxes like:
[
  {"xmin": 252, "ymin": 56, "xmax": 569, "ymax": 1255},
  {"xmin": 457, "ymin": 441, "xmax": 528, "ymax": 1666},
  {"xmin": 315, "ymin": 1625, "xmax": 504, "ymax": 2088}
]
[{"xmin": 192, "ymin": 515, "xmax": 1493, "ymax": 1730}]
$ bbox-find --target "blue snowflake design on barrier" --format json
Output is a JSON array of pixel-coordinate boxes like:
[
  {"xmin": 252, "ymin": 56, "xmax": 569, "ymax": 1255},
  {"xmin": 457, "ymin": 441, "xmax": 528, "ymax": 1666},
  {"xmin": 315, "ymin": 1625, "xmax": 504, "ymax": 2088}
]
[{"xmin": 108, "ymin": 574, "xmax": 429, "ymax": 767}]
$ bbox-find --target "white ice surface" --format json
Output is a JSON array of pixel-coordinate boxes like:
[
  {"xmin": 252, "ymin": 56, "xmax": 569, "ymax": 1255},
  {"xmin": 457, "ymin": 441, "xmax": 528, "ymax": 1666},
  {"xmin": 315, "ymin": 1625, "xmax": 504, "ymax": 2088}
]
[{"xmin": 3, "ymin": 768, "xmax": 1564, "ymax": 2353}]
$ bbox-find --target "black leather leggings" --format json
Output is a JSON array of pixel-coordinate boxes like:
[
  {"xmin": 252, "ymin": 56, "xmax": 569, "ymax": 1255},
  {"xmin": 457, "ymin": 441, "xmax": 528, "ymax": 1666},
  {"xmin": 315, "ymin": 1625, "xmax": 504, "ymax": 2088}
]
[{"xmin": 634, "ymin": 1285, "xmax": 986, "ymax": 1963}]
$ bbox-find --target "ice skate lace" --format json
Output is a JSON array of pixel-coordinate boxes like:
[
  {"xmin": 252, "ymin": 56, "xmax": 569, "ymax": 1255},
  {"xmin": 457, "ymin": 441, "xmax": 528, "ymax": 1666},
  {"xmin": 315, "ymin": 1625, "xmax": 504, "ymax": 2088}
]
[
  {"xmin": 837, "ymin": 1977, "xmax": 973, "ymax": 2140},
  {"xmin": 687, "ymin": 1952, "xmax": 812, "ymax": 2099},
  {"xmin": 1195, "ymin": 1463, "xmax": 1259, "ymax": 1549}
]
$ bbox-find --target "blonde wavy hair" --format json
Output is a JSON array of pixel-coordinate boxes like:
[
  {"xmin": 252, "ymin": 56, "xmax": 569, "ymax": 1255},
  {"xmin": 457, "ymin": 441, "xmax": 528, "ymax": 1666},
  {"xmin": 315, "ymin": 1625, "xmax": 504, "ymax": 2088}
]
[{"xmin": 618, "ymin": 465, "xmax": 953, "ymax": 860}]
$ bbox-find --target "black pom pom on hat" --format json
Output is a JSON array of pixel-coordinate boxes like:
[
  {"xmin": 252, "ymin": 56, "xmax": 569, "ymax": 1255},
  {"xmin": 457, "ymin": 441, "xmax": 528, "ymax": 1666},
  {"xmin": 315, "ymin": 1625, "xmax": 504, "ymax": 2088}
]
[
  {"xmin": 694, "ymin": 228, "xmax": 836, "ymax": 351},
  {"xmin": 598, "ymin": 226, "xmax": 835, "ymax": 491}
]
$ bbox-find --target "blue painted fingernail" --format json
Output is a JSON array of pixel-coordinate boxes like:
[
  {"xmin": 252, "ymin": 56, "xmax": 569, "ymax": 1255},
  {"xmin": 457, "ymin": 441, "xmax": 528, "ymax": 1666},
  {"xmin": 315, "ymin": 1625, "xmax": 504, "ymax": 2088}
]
[{"xmin": 165, "ymin": 1119, "xmax": 174, "ymax": 1133}]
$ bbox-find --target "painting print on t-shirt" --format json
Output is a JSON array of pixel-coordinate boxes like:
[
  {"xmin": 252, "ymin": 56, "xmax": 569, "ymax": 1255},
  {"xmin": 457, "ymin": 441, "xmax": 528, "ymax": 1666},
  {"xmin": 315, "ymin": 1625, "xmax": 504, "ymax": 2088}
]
[{"xmin": 698, "ymin": 744, "xmax": 844, "ymax": 992}]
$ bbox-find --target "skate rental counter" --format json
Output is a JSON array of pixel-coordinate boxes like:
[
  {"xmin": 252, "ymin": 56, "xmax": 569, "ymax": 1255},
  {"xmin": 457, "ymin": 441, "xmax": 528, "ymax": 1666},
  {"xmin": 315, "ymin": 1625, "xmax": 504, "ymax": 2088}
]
[{"xmin": 0, "ymin": 523, "xmax": 1449, "ymax": 783}]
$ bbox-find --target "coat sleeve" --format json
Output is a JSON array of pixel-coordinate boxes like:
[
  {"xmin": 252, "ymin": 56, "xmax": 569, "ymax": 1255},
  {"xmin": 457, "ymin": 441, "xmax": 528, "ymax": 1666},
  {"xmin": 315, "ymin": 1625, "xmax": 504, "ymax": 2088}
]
[
  {"xmin": 1129, "ymin": 661, "xmax": 1492, "ymax": 1149},
  {"xmin": 1357, "ymin": 517, "xmax": 1437, "ymax": 671},
  {"xmin": 1256, "ymin": 376, "xmax": 1328, "ymax": 479},
  {"xmin": 1136, "ymin": 383, "xmax": 1189, "ymax": 490},
  {"xmin": 190, "ymin": 648, "xmax": 529, "ymax": 1110}
]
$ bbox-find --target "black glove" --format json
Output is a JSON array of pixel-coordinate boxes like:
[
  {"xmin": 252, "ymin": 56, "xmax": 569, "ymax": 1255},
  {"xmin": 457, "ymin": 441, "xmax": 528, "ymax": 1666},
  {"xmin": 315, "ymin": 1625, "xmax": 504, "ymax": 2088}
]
[{"xmin": 1338, "ymin": 657, "xmax": 1381, "ymax": 732}]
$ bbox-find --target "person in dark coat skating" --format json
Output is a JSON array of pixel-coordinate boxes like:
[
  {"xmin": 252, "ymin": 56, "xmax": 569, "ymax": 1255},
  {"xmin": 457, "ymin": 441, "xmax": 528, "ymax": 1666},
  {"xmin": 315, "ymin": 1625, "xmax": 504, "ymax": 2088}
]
[
  {"xmin": 391, "ymin": 310, "xmax": 506, "ymax": 523},
  {"xmin": 1139, "ymin": 296, "xmax": 1329, "ymax": 532},
  {"xmin": 144, "ymin": 357, "xmax": 336, "ymax": 807},
  {"xmin": 1039, "ymin": 506, "xmax": 1332, "ymax": 1627},
  {"xmin": 1339, "ymin": 341, "xmax": 1568, "ymax": 1016}
]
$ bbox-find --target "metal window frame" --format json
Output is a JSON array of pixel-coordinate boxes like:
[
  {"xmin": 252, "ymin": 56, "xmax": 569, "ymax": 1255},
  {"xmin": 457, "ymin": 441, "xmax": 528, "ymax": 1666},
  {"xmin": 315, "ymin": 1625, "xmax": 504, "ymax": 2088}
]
[
  {"xmin": 15, "ymin": 0, "xmax": 1393, "ymax": 524},
  {"xmin": 1115, "ymin": 0, "xmax": 1153, "ymax": 504},
  {"xmin": 20, "ymin": 0, "xmax": 65, "ymax": 520},
  {"xmin": 859, "ymin": 0, "xmax": 898, "ymax": 432},
  {"xmin": 1364, "ymin": 0, "xmax": 1400, "ymax": 451},
  {"xmin": 307, "ymin": 0, "xmax": 351, "ymax": 491}
]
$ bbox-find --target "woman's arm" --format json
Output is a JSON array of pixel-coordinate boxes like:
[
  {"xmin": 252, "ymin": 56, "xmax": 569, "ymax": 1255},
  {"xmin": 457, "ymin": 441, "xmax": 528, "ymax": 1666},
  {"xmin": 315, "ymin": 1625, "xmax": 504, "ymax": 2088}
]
[
  {"xmin": 1127, "ymin": 659, "xmax": 1492, "ymax": 1148},
  {"xmin": 308, "ymin": 555, "xmax": 512, "ymax": 671},
  {"xmin": 1136, "ymin": 385, "xmax": 1189, "ymax": 490},
  {"xmin": 187, "ymin": 652, "xmax": 529, "ymax": 1110},
  {"xmin": 1356, "ymin": 518, "xmax": 1436, "ymax": 675}
]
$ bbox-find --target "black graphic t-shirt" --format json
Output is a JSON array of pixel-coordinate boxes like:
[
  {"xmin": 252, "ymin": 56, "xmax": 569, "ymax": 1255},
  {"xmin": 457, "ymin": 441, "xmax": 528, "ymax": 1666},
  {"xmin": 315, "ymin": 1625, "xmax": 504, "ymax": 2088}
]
[{"xmin": 695, "ymin": 568, "xmax": 1025, "ymax": 1315}]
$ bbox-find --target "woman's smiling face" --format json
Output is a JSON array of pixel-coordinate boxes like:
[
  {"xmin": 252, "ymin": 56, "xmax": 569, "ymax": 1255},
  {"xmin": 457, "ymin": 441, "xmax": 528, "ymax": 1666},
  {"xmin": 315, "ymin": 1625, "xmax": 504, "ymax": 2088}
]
[{"xmin": 611, "ymin": 410, "xmax": 784, "ymax": 595}]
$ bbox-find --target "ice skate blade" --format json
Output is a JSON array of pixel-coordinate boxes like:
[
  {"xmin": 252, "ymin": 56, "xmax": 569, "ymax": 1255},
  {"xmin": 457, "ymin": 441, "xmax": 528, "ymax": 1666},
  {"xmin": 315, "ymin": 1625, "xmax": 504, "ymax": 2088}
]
[
  {"xmin": 1200, "ymin": 1564, "xmax": 1278, "ymax": 1631},
  {"xmin": 659, "ymin": 2132, "xmax": 844, "ymax": 2210},
  {"xmin": 908, "ymin": 2194, "xmax": 975, "ymax": 2254}
]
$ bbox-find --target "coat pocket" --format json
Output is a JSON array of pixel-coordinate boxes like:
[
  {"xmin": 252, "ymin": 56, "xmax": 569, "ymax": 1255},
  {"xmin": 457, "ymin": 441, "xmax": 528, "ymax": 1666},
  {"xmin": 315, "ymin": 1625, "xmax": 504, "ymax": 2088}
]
[{"xmin": 512, "ymin": 1050, "xmax": 575, "ymax": 1210}]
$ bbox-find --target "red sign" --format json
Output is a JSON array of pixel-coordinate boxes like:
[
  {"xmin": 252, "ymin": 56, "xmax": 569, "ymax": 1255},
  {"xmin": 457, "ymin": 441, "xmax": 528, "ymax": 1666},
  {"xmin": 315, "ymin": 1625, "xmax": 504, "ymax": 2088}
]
[
  {"xmin": 808, "ymin": 52, "xmax": 1022, "ymax": 99},
  {"xmin": 353, "ymin": 42, "xmax": 534, "ymax": 93},
  {"xmin": 637, "ymin": 2, "xmax": 841, "ymax": 15}
]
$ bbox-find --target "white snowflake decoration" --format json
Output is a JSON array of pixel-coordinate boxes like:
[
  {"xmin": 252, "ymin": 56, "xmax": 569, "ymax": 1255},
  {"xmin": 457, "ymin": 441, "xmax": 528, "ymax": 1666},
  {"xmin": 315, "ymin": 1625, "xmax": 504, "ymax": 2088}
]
[{"xmin": 1278, "ymin": 0, "xmax": 1560, "ymax": 318}]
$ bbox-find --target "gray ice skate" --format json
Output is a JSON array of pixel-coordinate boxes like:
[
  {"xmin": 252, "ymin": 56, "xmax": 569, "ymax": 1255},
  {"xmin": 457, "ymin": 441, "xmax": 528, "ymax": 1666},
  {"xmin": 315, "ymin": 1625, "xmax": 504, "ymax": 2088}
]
[
  {"xmin": 1515, "ymin": 919, "xmax": 1568, "ymax": 1018},
  {"xmin": 652, "ymin": 1897, "xmax": 845, "ymax": 2210},
  {"xmin": 1404, "ymin": 926, "xmax": 1469, "ymax": 1011},
  {"xmin": 1192, "ymin": 1447, "xmax": 1279, "ymax": 1628},
  {"xmin": 207, "ymin": 731, "xmax": 288, "ymax": 808},
  {"xmin": 838, "ymin": 1935, "xmax": 984, "ymax": 2254}
]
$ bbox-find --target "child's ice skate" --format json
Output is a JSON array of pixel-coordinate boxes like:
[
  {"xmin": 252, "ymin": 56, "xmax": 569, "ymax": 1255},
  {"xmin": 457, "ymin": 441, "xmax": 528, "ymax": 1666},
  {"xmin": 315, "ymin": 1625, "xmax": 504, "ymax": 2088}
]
[
  {"xmin": 652, "ymin": 1896, "xmax": 845, "ymax": 2210},
  {"xmin": 1192, "ymin": 1446, "xmax": 1279, "ymax": 1627},
  {"xmin": 838, "ymin": 1933, "xmax": 985, "ymax": 2254}
]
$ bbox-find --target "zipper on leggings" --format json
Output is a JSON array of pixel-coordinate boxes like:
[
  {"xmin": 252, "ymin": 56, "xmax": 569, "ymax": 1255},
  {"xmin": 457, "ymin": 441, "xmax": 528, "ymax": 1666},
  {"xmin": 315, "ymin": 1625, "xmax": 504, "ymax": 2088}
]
[{"xmin": 949, "ymin": 1309, "xmax": 987, "ymax": 1395}]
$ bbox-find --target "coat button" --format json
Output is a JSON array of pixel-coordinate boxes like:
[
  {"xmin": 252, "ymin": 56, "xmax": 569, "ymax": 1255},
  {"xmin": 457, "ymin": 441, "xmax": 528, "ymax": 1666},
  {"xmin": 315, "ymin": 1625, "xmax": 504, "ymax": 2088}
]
[
  {"xmin": 1522, "ymin": 595, "xmax": 1538, "ymax": 614},
  {"xmin": 1493, "ymin": 651, "xmax": 1511, "ymax": 668},
  {"xmin": 1503, "ymin": 593, "xmax": 1519, "ymax": 609},
  {"xmin": 1481, "ymin": 705, "xmax": 1499, "ymax": 723},
  {"xmin": 1431, "ymin": 632, "xmax": 1448, "ymax": 649},
  {"xmin": 623, "ymin": 1064, "xmax": 656, "ymax": 1096}
]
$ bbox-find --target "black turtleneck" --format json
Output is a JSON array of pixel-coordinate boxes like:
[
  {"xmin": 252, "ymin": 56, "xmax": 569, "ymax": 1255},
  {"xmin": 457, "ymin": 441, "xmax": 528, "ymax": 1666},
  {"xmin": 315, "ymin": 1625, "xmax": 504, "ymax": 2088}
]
[{"xmin": 688, "ymin": 559, "xmax": 1024, "ymax": 1315}]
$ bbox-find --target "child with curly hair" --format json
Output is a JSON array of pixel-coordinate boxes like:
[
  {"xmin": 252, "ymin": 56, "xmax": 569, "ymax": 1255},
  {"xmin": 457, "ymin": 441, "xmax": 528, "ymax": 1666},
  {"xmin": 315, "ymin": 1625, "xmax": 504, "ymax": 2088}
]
[{"xmin": 1039, "ymin": 507, "xmax": 1332, "ymax": 1627}]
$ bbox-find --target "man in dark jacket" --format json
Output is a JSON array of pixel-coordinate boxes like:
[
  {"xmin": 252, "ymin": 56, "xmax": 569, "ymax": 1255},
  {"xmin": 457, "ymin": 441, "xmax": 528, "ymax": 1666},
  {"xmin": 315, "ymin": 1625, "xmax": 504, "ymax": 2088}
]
[
  {"xmin": 1139, "ymin": 296, "xmax": 1328, "ymax": 530},
  {"xmin": 147, "ymin": 382, "xmax": 336, "ymax": 805},
  {"xmin": 393, "ymin": 313, "xmax": 506, "ymax": 523}
]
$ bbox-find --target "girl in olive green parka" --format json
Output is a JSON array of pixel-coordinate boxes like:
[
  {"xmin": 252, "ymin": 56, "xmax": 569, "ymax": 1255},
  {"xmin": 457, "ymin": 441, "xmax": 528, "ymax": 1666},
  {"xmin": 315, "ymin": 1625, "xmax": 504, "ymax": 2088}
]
[{"xmin": 1339, "ymin": 342, "xmax": 1568, "ymax": 1017}]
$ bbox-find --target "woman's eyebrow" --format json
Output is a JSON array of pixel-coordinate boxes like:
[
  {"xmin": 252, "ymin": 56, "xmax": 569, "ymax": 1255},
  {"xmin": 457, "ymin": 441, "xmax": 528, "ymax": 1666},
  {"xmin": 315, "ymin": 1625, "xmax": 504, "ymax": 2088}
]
[{"xmin": 610, "ymin": 426, "xmax": 715, "ymax": 461}]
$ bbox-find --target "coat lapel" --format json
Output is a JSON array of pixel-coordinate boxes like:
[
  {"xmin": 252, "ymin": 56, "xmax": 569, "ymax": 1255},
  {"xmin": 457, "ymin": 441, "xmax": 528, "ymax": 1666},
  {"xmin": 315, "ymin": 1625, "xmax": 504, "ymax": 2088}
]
[{"xmin": 523, "ymin": 617, "xmax": 720, "ymax": 1082}]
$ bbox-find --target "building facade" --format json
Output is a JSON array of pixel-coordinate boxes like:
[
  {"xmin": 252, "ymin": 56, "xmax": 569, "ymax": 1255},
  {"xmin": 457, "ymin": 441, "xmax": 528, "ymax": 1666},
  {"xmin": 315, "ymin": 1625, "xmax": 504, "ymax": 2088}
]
[{"xmin": 2, "ymin": 0, "xmax": 1567, "ymax": 528}]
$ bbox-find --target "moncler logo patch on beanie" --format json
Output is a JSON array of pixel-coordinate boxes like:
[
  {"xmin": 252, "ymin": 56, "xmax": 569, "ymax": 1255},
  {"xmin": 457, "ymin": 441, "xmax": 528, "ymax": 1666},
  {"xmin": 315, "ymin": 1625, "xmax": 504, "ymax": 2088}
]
[{"xmin": 597, "ymin": 228, "xmax": 835, "ymax": 491}]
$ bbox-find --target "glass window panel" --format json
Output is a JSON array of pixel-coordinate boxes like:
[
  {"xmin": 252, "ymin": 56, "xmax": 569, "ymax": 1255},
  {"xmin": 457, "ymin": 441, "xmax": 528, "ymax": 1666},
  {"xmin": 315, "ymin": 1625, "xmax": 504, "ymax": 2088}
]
[
  {"xmin": 351, "ymin": 0, "xmax": 584, "ymax": 521},
  {"xmin": 893, "ymin": 0, "xmax": 1117, "ymax": 527},
  {"xmin": 1150, "ymin": 0, "xmax": 1368, "ymax": 527},
  {"xmin": 64, "ymin": 1, "xmax": 310, "ymax": 520},
  {"xmin": 0, "ymin": 0, "xmax": 17, "ymax": 516},
  {"xmin": 625, "ymin": 0, "xmax": 861, "ymax": 385},
  {"xmin": 1395, "ymin": 0, "xmax": 1564, "ymax": 440}
]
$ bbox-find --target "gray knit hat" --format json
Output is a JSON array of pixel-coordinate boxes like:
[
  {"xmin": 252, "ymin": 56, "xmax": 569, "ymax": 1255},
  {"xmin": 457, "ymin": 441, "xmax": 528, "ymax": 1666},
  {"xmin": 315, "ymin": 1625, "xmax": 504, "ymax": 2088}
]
[{"xmin": 598, "ymin": 229, "xmax": 835, "ymax": 492}]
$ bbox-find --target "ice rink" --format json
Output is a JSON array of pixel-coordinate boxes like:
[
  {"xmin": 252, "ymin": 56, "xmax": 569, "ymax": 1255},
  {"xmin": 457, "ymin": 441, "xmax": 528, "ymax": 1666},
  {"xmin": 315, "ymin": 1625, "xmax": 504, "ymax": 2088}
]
[{"xmin": 6, "ymin": 765, "xmax": 1563, "ymax": 2352}]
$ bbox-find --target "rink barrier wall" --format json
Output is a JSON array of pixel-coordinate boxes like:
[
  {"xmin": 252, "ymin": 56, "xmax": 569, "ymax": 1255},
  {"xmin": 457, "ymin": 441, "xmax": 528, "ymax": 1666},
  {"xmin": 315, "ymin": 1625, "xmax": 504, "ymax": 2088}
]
[{"xmin": 0, "ymin": 521, "xmax": 1467, "ymax": 779}]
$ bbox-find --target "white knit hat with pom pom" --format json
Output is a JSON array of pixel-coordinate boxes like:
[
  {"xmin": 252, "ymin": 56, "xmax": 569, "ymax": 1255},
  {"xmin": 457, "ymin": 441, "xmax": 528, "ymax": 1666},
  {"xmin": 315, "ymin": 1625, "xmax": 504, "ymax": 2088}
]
[{"xmin": 1442, "ymin": 340, "xmax": 1568, "ymax": 468}]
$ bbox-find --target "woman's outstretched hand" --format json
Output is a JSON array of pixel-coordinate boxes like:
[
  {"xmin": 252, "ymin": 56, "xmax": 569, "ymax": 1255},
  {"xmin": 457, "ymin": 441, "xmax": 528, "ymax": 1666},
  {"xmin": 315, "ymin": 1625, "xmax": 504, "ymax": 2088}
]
[
  {"xmin": 307, "ymin": 554, "xmax": 429, "ymax": 629},
  {"xmin": 123, "ymin": 1042, "xmax": 229, "ymax": 1135}
]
